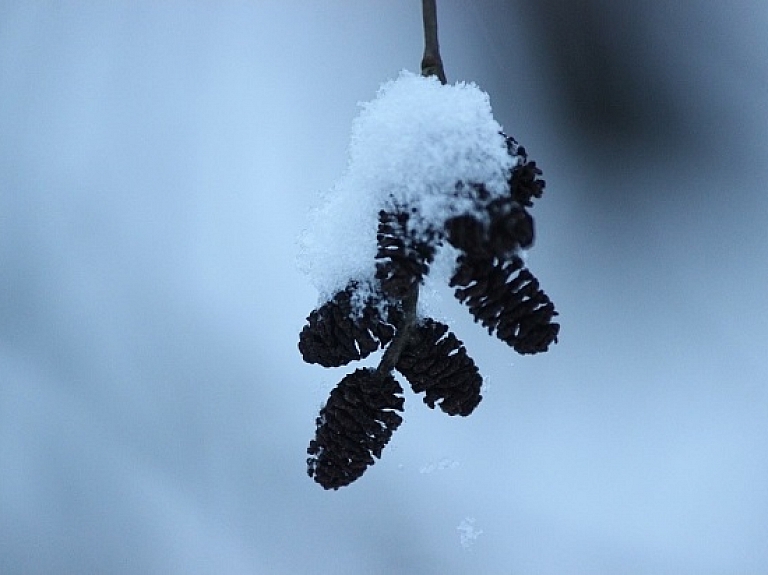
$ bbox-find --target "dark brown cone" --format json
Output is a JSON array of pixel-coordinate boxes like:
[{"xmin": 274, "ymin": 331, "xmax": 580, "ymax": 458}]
[
  {"xmin": 298, "ymin": 283, "xmax": 399, "ymax": 368},
  {"xmin": 396, "ymin": 318, "xmax": 482, "ymax": 416},
  {"xmin": 505, "ymin": 135, "xmax": 546, "ymax": 208},
  {"xmin": 307, "ymin": 368, "xmax": 404, "ymax": 490},
  {"xmin": 446, "ymin": 197, "xmax": 534, "ymax": 258},
  {"xmin": 451, "ymin": 254, "xmax": 559, "ymax": 354},
  {"xmin": 375, "ymin": 209, "xmax": 437, "ymax": 299}
]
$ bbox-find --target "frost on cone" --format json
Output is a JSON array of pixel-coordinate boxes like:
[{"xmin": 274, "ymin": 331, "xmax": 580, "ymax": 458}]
[{"xmin": 299, "ymin": 72, "xmax": 559, "ymax": 489}]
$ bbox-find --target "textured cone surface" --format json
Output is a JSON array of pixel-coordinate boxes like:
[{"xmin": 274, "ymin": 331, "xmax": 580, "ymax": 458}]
[
  {"xmin": 396, "ymin": 319, "xmax": 482, "ymax": 416},
  {"xmin": 307, "ymin": 368, "xmax": 404, "ymax": 490},
  {"xmin": 299, "ymin": 283, "xmax": 398, "ymax": 367},
  {"xmin": 445, "ymin": 135, "xmax": 542, "ymax": 259},
  {"xmin": 505, "ymin": 136, "xmax": 545, "ymax": 208},
  {"xmin": 451, "ymin": 255, "xmax": 559, "ymax": 354},
  {"xmin": 375, "ymin": 209, "xmax": 436, "ymax": 298},
  {"xmin": 446, "ymin": 197, "xmax": 533, "ymax": 258}
]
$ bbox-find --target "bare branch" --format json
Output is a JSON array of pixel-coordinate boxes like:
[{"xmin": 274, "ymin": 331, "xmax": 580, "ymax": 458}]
[
  {"xmin": 376, "ymin": 284, "xmax": 419, "ymax": 377},
  {"xmin": 421, "ymin": 0, "xmax": 447, "ymax": 84}
]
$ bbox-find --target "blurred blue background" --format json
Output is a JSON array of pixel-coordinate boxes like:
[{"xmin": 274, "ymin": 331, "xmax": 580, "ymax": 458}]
[{"xmin": 2, "ymin": 2, "xmax": 767, "ymax": 573}]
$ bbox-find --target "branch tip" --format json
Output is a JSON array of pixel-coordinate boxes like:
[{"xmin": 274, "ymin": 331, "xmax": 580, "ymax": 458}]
[{"xmin": 421, "ymin": 0, "xmax": 447, "ymax": 84}]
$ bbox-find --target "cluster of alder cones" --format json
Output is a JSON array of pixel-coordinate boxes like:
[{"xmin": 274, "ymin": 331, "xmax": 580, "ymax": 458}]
[{"xmin": 299, "ymin": 135, "xmax": 559, "ymax": 489}]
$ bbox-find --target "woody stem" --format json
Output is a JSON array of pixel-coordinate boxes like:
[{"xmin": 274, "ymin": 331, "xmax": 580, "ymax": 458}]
[
  {"xmin": 421, "ymin": 0, "xmax": 447, "ymax": 84},
  {"xmin": 376, "ymin": 284, "xmax": 419, "ymax": 376}
]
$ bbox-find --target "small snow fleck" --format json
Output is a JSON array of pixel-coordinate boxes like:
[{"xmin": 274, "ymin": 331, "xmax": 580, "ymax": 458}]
[
  {"xmin": 419, "ymin": 457, "xmax": 460, "ymax": 474},
  {"xmin": 457, "ymin": 517, "xmax": 483, "ymax": 549},
  {"xmin": 480, "ymin": 375, "xmax": 492, "ymax": 396}
]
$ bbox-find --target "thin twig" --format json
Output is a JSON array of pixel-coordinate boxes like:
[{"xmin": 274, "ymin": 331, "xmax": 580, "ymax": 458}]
[
  {"xmin": 376, "ymin": 284, "xmax": 419, "ymax": 376},
  {"xmin": 421, "ymin": 0, "xmax": 447, "ymax": 84}
]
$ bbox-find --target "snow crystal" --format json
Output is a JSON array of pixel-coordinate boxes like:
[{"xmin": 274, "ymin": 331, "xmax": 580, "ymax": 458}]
[
  {"xmin": 457, "ymin": 517, "xmax": 483, "ymax": 549},
  {"xmin": 299, "ymin": 70, "xmax": 513, "ymax": 301},
  {"xmin": 419, "ymin": 457, "xmax": 460, "ymax": 474}
]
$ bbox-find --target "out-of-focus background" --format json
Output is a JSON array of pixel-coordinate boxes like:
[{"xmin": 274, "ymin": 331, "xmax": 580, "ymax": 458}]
[{"xmin": 2, "ymin": 2, "xmax": 766, "ymax": 573}]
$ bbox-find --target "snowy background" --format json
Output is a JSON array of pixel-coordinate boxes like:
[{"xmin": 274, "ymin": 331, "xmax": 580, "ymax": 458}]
[{"xmin": 2, "ymin": 2, "xmax": 767, "ymax": 573}]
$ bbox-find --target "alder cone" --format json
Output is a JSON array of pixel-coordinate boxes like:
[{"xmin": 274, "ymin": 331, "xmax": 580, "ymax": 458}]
[
  {"xmin": 451, "ymin": 254, "xmax": 559, "ymax": 354},
  {"xmin": 307, "ymin": 369, "xmax": 404, "ymax": 490},
  {"xmin": 396, "ymin": 319, "xmax": 482, "ymax": 416},
  {"xmin": 375, "ymin": 209, "xmax": 436, "ymax": 298},
  {"xmin": 444, "ymin": 135, "xmax": 542, "ymax": 260},
  {"xmin": 298, "ymin": 283, "xmax": 398, "ymax": 368},
  {"xmin": 446, "ymin": 197, "xmax": 533, "ymax": 259},
  {"xmin": 505, "ymin": 136, "xmax": 546, "ymax": 208}
]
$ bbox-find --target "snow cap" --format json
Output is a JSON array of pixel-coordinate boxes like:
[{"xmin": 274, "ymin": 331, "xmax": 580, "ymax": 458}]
[{"xmin": 300, "ymin": 71, "xmax": 512, "ymax": 300}]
